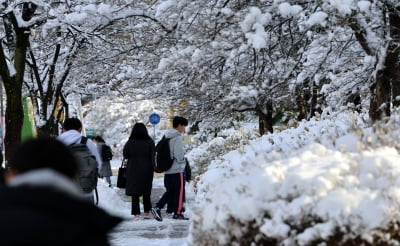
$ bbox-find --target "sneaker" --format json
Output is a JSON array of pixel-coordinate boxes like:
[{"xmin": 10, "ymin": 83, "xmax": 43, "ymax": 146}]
[
  {"xmin": 151, "ymin": 207, "xmax": 162, "ymax": 221},
  {"xmin": 172, "ymin": 214, "xmax": 189, "ymax": 220},
  {"xmin": 143, "ymin": 213, "xmax": 151, "ymax": 220},
  {"xmin": 133, "ymin": 215, "xmax": 140, "ymax": 221}
]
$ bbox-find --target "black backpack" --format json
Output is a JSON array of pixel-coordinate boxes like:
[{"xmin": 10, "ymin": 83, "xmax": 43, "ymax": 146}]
[
  {"xmin": 154, "ymin": 136, "xmax": 174, "ymax": 173},
  {"xmin": 101, "ymin": 144, "xmax": 113, "ymax": 161},
  {"xmin": 184, "ymin": 158, "xmax": 192, "ymax": 182},
  {"xmin": 69, "ymin": 137, "xmax": 98, "ymax": 193}
]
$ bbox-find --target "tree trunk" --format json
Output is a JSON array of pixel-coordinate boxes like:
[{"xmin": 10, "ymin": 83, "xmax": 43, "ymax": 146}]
[
  {"xmin": 369, "ymin": 5, "xmax": 400, "ymax": 120},
  {"xmin": 370, "ymin": 68, "xmax": 391, "ymax": 121},
  {"xmin": 257, "ymin": 100, "xmax": 273, "ymax": 135},
  {"xmin": 3, "ymin": 31, "xmax": 29, "ymax": 162},
  {"xmin": 3, "ymin": 85, "xmax": 24, "ymax": 162},
  {"xmin": 296, "ymin": 85, "xmax": 307, "ymax": 121},
  {"xmin": 0, "ymin": 4, "xmax": 35, "ymax": 163},
  {"xmin": 36, "ymin": 123, "xmax": 54, "ymax": 138},
  {"xmin": 36, "ymin": 112, "xmax": 61, "ymax": 138},
  {"xmin": 388, "ymin": 6, "xmax": 400, "ymax": 108},
  {"xmin": 310, "ymin": 81, "xmax": 321, "ymax": 118}
]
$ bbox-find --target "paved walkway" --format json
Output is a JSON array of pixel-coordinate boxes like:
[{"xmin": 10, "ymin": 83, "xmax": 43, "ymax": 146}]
[{"xmin": 108, "ymin": 185, "xmax": 191, "ymax": 245}]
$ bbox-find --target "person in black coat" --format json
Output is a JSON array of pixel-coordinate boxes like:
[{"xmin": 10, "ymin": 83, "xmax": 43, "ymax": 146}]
[
  {"xmin": 123, "ymin": 122, "xmax": 155, "ymax": 220},
  {"xmin": 0, "ymin": 138, "xmax": 123, "ymax": 245},
  {"xmin": 0, "ymin": 149, "xmax": 4, "ymax": 186}
]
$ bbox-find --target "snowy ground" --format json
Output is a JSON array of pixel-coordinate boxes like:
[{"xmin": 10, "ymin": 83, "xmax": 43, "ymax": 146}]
[{"xmin": 97, "ymin": 163, "xmax": 193, "ymax": 246}]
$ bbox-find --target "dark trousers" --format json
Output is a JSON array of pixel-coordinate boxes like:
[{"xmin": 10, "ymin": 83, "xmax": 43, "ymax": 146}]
[
  {"xmin": 131, "ymin": 194, "xmax": 151, "ymax": 215},
  {"xmin": 156, "ymin": 172, "xmax": 185, "ymax": 215},
  {"xmin": 156, "ymin": 191, "xmax": 172, "ymax": 213},
  {"xmin": 156, "ymin": 181, "xmax": 187, "ymax": 213}
]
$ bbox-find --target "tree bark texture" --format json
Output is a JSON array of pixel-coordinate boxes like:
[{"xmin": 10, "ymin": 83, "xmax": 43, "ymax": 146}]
[
  {"xmin": 0, "ymin": 4, "xmax": 36, "ymax": 162},
  {"xmin": 388, "ymin": 6, "xmax": 400, "ymax": 108},
  {"xmin": 257, "ymin": 100, "xmax": 273, "ymax": 135},
  {"xmin": 370, "ymin": 70, "xmax": 391, "ymax": 120},
  {"xmin": 3, "ymin": 30, "xmax": 29, "ymax": 162},
  {"xmin": 369, "ymin": 4, "xmax": 400, "ymax": 120}
]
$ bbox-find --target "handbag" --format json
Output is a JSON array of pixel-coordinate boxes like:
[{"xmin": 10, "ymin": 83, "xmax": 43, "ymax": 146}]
[
  {"xmin": 116, "ymin": 159, "xmax": 127, "ymax": 188},
  {"xmin": 184, "ymin": 158, "xmax": 192, "ymax": 182}
]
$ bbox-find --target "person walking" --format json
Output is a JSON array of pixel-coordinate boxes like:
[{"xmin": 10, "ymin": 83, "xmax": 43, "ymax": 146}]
[
  {"xmin": 0, "ymin": 137, "xmax": 122, "ymax": 245},
  {"xmin": 123, "ymin": 122, "xmax": 155, "ymax": 220},
  {"xmin": 0, "ymin": 150, "xmax": 4, "ymax": 186},
  {"xmin": 152, "ymin": 116, "xmax": 189, "ymax": 221},
  {"xmin": 93, "ymin": 136, "xmax": 113, "ymax": 187},
  {"xmin": 57, "ymin": 117, "xmax": 102, "ymax": 203}
]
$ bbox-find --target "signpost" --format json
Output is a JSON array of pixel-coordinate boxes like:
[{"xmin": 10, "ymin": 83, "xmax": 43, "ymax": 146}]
[{"xmin": 149, "ymin": 113, "xmax": 160, "ymax": 140}]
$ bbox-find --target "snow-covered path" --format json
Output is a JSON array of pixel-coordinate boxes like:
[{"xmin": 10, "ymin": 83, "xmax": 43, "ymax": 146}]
[{"xmin": 97, "ymin": 176, "xmax": 191, "ymax": 246}]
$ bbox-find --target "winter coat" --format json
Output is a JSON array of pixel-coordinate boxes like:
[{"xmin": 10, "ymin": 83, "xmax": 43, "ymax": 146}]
[
  {"xmin": 164, "ymin": 129, "xmax": 186, "ymax": 174},
  {"xmin": 97, "ymin": 142, "xmax": 113, "ymax": 177},
  {"xmin": 0, "ymin": 165, "xmax": 4, "ymax": 186},
  {"xmin": 0, "ymin": 150, "xmax": 4, "ymax": 186},
  {"xmin": 123, "ymin": 138, "xmax": 155, "ymax": 196},
  {"xmin": 0, "ymin": 169, "xmax": 123, "ymax": 246}
]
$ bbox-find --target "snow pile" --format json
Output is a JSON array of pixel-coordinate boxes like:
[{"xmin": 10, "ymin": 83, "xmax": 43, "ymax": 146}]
[
  {"xmin": 189, "ymin": 111, "xmax": 400, "ymax": 245},
  {"xmin": 186, "ymin": 123, "xmax": 259, "ymax": 177}
]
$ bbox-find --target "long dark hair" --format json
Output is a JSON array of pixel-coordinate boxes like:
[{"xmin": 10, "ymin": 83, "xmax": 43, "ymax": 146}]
[
  {"xmin": 93, "ymin": 136, "xmax": 105, "ymax": 143},
  {"xmin": 129, "ymin": 123, "xmax": 151, "ymax": 140}
]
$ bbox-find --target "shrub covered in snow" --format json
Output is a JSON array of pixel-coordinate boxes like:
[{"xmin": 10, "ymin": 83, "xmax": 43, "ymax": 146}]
[
  {"xmin": 188, "ymin": 111, "xmax": 400, "ymax": 245},
  {"xmin": 186, "ymin": 124, "xmax": 259, "ymax": 177}
]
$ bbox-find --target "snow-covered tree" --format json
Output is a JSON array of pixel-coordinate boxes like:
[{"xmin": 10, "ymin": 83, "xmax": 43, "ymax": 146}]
[
  {"xmin": 123, "ymin": 0, "xmax": 373, "ymax": 135},
  {"xmin": 322, "ymin": 0, "xmax": 400, "ymax": 120},
  {"xmin": 0, "ymin": 1, "xmax": 38, "ymax": 159},
  {"xmin": 0, "ymin": 0, "xmax": 172, "ymax": 158},
  {"xmin": 108, "ymin": 0, "xmax": 396, "ymax": 136}
]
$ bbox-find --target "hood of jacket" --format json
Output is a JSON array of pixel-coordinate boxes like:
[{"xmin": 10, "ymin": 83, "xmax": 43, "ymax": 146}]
[
  {"xmin": 8, "ymin": 168, "xmax": 82, "ymax": 198},
  {"xmin": 57, "ymin": 129, "xmax": 82, "ymax": 146},
  {"xmin": 164, "ymin": 129, "xmax": 181, "ymax": 139}
]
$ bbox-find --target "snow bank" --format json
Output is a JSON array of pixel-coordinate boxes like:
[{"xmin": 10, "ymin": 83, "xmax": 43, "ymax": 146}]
[{"xmin": 189, "ymin": 111, "xmax": 400, "ymax": 245}]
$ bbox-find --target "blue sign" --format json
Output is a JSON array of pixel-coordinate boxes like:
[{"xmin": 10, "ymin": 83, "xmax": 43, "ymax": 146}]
[{"xmin": 149, "ymin": 113, "xmax": 160, "ymax": 125}]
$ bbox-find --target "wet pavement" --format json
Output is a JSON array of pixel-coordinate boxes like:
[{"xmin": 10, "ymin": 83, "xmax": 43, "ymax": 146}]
[{"xmin": 108, "ymin": 185, "xmax": 191, "ymax": 245}]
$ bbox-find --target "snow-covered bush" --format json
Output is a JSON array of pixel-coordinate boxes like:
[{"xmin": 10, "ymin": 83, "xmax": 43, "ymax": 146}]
[
  {"xmin": 186, "ymin": 124, "xmax": 259, "ymax": 178},
  {"xmin": 360, "ymin": 107, "xmax": 400, "ymax": 152},
  {"xmin": 188, "ymin": 111, "xmax": 400, "ymax": 245}
]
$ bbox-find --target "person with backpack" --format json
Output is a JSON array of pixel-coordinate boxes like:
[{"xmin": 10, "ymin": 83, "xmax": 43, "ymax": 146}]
[
  {"xmin": 93, "ymin": 136, "xmax": 113, "ymax": 187},
  {"xmin": 123, "ymin": 123, "xmax": 155, "ymax": 220},
  {"xmin": 151, "ymin": 116, "xmax": 189, "ymax": 221},
  {"xmin": 57, "ymin": 118, "xmax": 101, "ymax": 204},
  {"xmin": 0, "ymin": 137, "xmax": 123, "ymax": 245}
]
